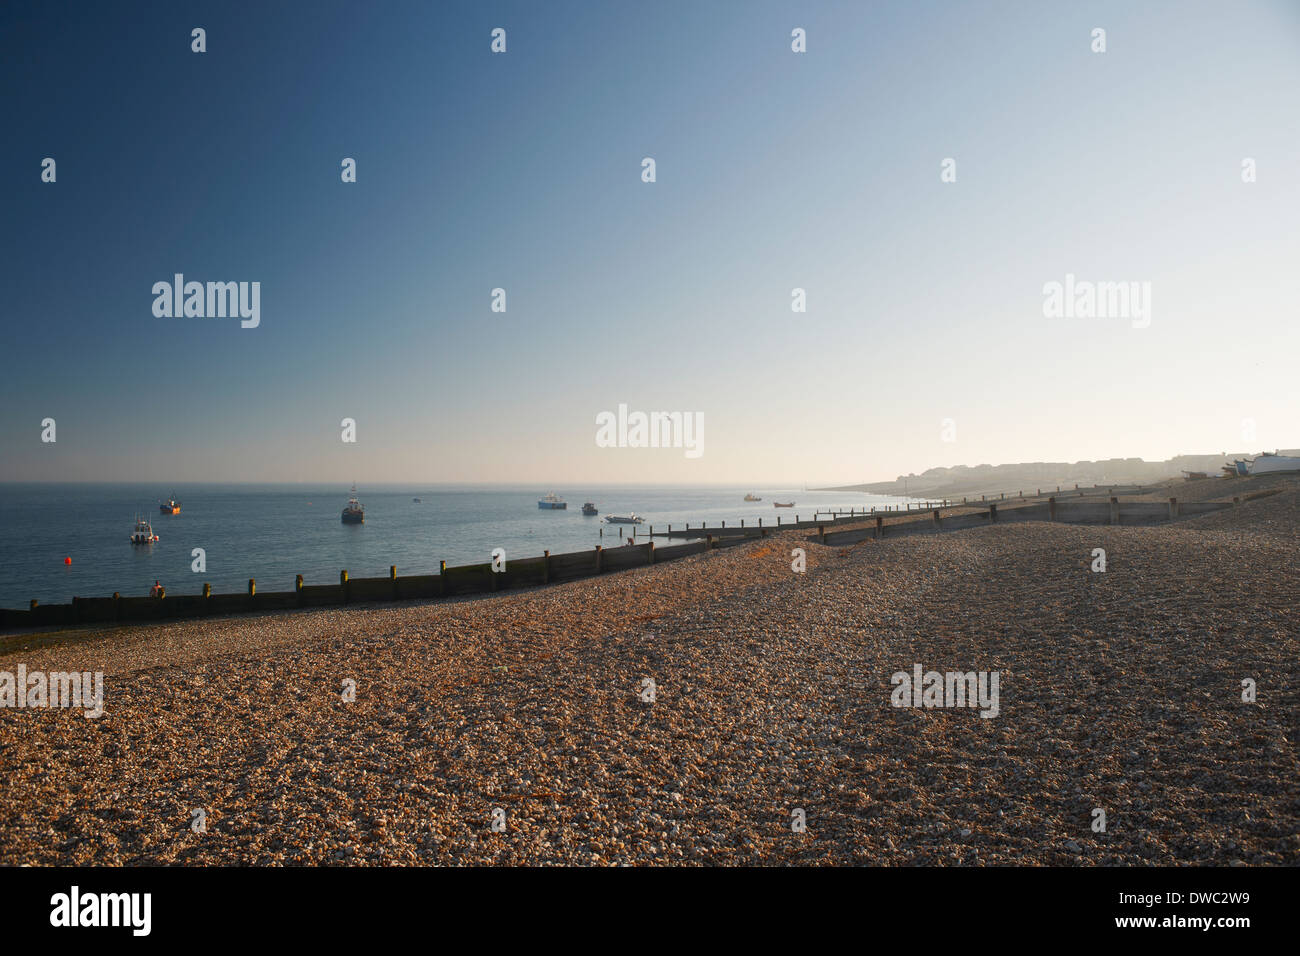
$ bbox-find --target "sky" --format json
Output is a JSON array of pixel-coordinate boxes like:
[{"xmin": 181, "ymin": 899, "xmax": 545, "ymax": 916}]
[{"xmin": 3, "ymin": 0, "xmax": 1298, "ymax": 485}]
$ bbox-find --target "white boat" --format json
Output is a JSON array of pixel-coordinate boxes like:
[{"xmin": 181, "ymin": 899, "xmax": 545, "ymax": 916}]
[
  {"xmin": 603, "ymin": 513, "xmax": 644, "ymax": 525},
  {"xmin": 1247, "ymin": 452, "xmax": 1300, "ymax": 475},
  {"xmin": 538, "ymin": 492, "xmax": 567, "ymax": 510},
  {"xmin": 129, "ymin": 516, "xmax": 158, "ymax": 544}
]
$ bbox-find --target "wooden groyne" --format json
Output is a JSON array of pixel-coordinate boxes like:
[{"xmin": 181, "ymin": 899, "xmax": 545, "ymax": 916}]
[
  {"xmin": 818, "ymin": 490, "xmax": 1280, "ymax": 546},
  {"xmin": 0, "ymin": 535, "xmax": 746, "ymax": 638}
]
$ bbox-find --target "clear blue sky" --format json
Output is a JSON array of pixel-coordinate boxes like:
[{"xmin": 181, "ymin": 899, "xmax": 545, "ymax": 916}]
[{"xmin": 4, "ymin": 0, "xmax": 1298, "ymax": 484}]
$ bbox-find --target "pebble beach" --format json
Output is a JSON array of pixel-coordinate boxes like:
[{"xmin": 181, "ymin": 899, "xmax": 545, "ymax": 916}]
[{"xmin": 1, "ymin": 476, "xmax": 1295, "ymax": 866}]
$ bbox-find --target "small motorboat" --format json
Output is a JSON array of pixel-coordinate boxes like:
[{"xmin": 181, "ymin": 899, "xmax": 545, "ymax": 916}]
[
  {"xmin": 773, "ymin": 501, "xmax": 795, "ymax": 508},
  {"xmin": 581, "ymin": 502, "xmax": 598, "ymax": 515},
  {"xmin": 538, "ymin": 492, "xmax": 567, "ymax": 509},
  {"xmin": 603, "ymin": 513, "xmax": 644, "ymax": 525},
  {"xmin": 744, "ymin": 493, "xmax": 761, "ymax": 502},
  {"xmin": 159, "ymin": 494, "xmax": 181, "ymax": 514},
  {"xmin": 129, "ymin": 516, "xmax": 158, "ymax": 544},
  {"xmin": 413, "ymin": 497, "xmax": 422, "ymax": 503},
  {"xmin": 342, "ymin": 483, "xmax": 365, "ymax": 524}
]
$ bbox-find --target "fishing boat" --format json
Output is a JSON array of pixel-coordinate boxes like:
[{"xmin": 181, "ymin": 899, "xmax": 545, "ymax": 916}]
[
  {"xmin": 159, "ymin": 493, "xmax": 181, "ymax": 514},
  {"xmin": 413, "ymin": 497, "xmax": 422, "ymax": 503},
  {"xmin": 342, "ymin": 484, "xmax": 365, "ymax": 524},
  {"xmin": 1247, "ymin": 452, "xmax": 1300, "ymax": 475},
  {"xmin": 603, "ymin": 513, "xmax": 644, "ymax": 525},
  {"xmin": 773, "ymin": 501, "xmax": 795, "ymax": 508},
  {"xmin": 1234, "ymin": 459, "xmax": 1252, "ymax": 476},
  {"xmin": 581, "ymin": 502, "xmax": 598, "ymax": 515},
  {"xmin": 744, "ymin": 493, "xmax": 761, "ymax": 502},
  {"xmin": 538, "ymin": 492, "xmax": 567, "ymax": 509},
  {"xmin": 129, "ymin": 516, "xmax": 158, "ymax": 544}
]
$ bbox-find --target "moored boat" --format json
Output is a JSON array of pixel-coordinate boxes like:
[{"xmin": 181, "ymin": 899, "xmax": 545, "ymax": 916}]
[
  {"xmin": 159, "ymin": 493, "xmax": 181, "ymax": 514},
  {"xmin": 744, "ymin": 493, "xmax": 761, "ymax": 502},
  {"xmin": 342, "ymin": 483, "xmax": 365, "ymax": 524},
  {"xmin": 773, "ymin": 501, "xmax": 794, "ymax": 508},
  {"xmin": 581, "ymin": 502, "xmax": 598, "ymax": 515},
  {"xmin": 538, "ymin": 492, "xmax": 567, "ymax": 509},
  {"xmin": 603, "ymin": 513, "xmax": 644, "ymax": 525},
  {"xmin": 129, "ymin": 516, "xmax": 158, "ymax": 544}
]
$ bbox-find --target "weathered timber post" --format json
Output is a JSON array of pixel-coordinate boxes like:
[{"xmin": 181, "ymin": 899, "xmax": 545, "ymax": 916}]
[
  {"xmin": 647, "ymin": 541, "xmax": 655, "ymax": 564},
  {"xmin": 294, "ymin": 575, "xmax": 303, "ymax": 606},
  {"xmin": 1232, "ymin": 496, "xmax": 1240, "ymax": 507},
  {"xmin": 1169, "ymin": 497, "xmax": 1179, "ymax": 520},
  {"xmin": 875, "ymin": 515, "xmax": 884, "ymax": 540},
  {"xmin": 594, "ymin": 545, "xmax": 603, "ymax": 573},
  {"xmin": 933, "ymin": 509, "xmax": 942, "ymax": 528},
  {"xmin": 989, "ymin": 503, "xmax": 998, "ymax": 523},
  {"xmin": 818, "ymin": 524, "xmax": 825, "ymax": 543},
  {"xmin": 391, "ymin": 565, "xmax": 399, "ymax": 600},
  {"xmin": 706, "ymin": 535, "xmax": 714, "ymax": 550},
  {"xmin": 543, "ymin": 550, "xmax": 551, "ymax": 584},
  {"xmin": 112, "ymin": 592, "xmax": 120, "ymax": 621},
  {"xmin": 248, "ymin": 578, "xmax": 256, "ymax": 608},
  {"xmin": 1048, "ymin": 496, "xmax": 1057, "ymax": 521},
  {"xmin": 439, "ymin": 560, "xmax": 446, "ymax": 596},
  {"xmin": 204, "ymin": 582, "xmax": 212, "ymax": 598},
  {"xmin": 340, "ymin": 570, "xmax": 349, "ymax": 603},
  {"xmin": 1109, "ymin": 497, "xmax": 1119, "ymax": 525}
]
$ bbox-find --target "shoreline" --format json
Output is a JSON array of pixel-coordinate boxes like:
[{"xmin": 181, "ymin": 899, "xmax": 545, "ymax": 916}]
[
  {"xmin": 4, "ymin": 474, "xmax": 1287, "ymax": 643},
  {"xmin": 0, "ymin": 475, "xmax": 1295, "ymax": 864}
]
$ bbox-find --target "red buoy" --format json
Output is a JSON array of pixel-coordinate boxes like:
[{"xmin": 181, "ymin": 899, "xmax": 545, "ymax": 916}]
[{"xmin": 64, "ymin": 556, "xmax": 71, "ymax": 565}]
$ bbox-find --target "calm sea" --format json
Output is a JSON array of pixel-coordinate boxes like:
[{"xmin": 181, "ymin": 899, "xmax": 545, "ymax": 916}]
[{"xmin": 0, "ymin": 484, "xmax": 917, "ymax": 608}]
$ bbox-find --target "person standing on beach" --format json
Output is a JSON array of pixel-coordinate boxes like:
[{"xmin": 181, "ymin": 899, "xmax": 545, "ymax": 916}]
[{"xmin": 150, "ymin": 580, "xmax": 162, "ymax": 597}]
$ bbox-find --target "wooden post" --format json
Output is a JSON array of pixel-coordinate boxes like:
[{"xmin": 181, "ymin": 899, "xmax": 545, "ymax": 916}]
[
  {"xmin": 1109, "ymin": 497, "xmax": 1119, "ymax": 525},
  {"xmin": 933, "ymin": 509, "xmax": 941, "ymax": 528},
  {"xmin": 988, "ymin": 503, "xmax": 998, "ymax": 523},
  {"xmin": 875, "ymin": 515, "xmax": 883, "ymax": 540},
  {"xmin": 818, "ymin": 524, "xmax": 825, "ymax": 543},
  {"xmin": 391, "ymin": 564, "xmax": 399, "ymax": 599},
  {"xmin": 340, "ymin": 569, "xmax": 349, "ymax": 603},
  {"xmin": 543, "ymin": 550, "xmax": 551, "ymax": 584},
  {"xmin": 248, "ymin": 578, "xmax": 256, "ymax": 608},
  {"xmin": 439, "ymin": 560, "xmax": 446, "ymax": 596},
  {"xmin": 740, "ymin": 519, "xmax": 744, "ymax": 528},
  {"xmin": 777, "ymin": 516, "xmax": 781, "ymax": 526},
  {"xmin": 204, "ymin": 582, "xmax": 212, "ymax": 598},
  {"xmin": 113, "ymin": 592, "xmax": 120, "ymax": 621},
  {"xmin": 1168, "ymin": 497, "xmax": 1178, "ymax": 519},
  {"xmin": 594, "ymin": 545, "xmax": 603, "ymax": 573},
  {"xmin": 1048, "ymin": 496, "xmax": 1057, "ymax": 521},
  {"xmin": 706, "ymin": 534, "xmax": 714, "ymax": 549},
  {"xmin": 1232, "ymin": 496, "xmax": 1240, "ymax": 507},
  {"xmin": 648, "ymin": 541, "xmax": 655, "ymax": 564},
  {"xmin": 294, "ymin": 575, "xmax": 303, "ymax": 606}
]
